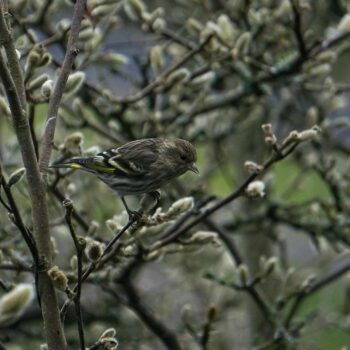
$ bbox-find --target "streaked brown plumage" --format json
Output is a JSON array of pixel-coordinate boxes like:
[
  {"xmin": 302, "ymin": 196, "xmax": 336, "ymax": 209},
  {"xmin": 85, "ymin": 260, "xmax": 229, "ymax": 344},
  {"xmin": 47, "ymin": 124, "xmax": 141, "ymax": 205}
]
[{"xmin": 51, "ymin": 138, "xmax": 198, "ymax": 216}]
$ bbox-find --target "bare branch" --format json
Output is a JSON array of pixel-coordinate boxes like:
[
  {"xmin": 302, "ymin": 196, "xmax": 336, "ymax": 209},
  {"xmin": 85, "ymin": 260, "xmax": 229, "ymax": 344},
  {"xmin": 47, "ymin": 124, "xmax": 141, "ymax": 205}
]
[{"xmin": 38, "ymin": 0, "xmax": 87, "ymax": 173}]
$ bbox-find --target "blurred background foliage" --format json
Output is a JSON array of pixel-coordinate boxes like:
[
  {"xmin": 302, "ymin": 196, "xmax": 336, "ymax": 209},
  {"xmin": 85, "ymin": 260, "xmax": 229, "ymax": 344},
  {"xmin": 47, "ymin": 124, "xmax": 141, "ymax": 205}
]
[{"xmin": 2, "ymin": 0, "xmax": 350, "ymax": 349}]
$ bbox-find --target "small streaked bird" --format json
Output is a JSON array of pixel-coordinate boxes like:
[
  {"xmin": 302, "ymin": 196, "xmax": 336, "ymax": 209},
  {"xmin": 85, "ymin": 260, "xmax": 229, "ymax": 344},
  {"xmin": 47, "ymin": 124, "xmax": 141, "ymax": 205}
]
[{"xmin": 51, "ymin": 138, "xmax": 199, "ymax": 217}]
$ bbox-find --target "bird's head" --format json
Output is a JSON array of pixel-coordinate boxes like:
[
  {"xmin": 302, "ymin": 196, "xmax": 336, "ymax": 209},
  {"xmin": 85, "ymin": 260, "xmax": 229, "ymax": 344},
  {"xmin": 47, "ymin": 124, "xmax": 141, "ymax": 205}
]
[{"xmin": 161, "ymin": 138, "xmax": 199, "ymax": 176}]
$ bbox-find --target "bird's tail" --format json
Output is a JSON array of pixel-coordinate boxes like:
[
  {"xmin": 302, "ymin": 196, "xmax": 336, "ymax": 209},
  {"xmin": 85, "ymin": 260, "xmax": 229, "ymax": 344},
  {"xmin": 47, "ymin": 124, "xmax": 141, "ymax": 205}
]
[
  {"xmin": 49, "ymin": 158, "xmax": 86, "ymax": 170},
  {"xmin": 50, "ymin": 157, "xmax": 115, "ymax": 174}
]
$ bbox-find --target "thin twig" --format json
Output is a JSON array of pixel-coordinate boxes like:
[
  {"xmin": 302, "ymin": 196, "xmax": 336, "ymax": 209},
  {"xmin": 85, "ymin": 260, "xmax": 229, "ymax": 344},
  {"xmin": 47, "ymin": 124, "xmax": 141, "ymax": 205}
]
[
  {"xmin": 110, "ymin": 34, "xmax": 213, "ymax": 104},
  {"xmin": 289, "ymin": 0, "xmax": 307, "ymax": 57},
  {"xmin": 149, "ymin": 143, "xmax": 300, "ymax": 251},
  {"xmin": 39, "ymin": 0, "xmax": 87, "ymax": 173},
  {"xmin": 60, "ymin": 217, "xmax": 137, "ymax": 320},
  {"xmin": 64, "ymin": 201, "xmax": 86, "ymax": 350}
]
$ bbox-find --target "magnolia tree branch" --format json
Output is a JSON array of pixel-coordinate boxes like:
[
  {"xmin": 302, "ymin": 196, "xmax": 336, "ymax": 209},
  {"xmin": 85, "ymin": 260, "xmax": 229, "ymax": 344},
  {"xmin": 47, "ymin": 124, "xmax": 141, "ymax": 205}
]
[
  {"xmin": 0, "ymin": 1, "xmax": 25, "ymax": 107},
  {"xmin": 38, "ymin": 0, "xmax": 87, "ymax": 173},
  {"xmin": 0, "ymin": 5, "xmax": 66, "ymax": 349},
  {"xmin": 148, "ymin": 140, "xmax": 301, "ymax": 251}
]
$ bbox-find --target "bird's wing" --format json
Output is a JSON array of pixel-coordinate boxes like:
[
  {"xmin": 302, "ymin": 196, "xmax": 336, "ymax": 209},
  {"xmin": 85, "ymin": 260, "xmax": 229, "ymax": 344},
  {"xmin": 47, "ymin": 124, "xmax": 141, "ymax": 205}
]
[
  {"xmin": 50, "ymin": 156, "xmax": 116, "ymax": 174},
  {"xmin": 98, "ymin": 139, "xmax": 162, "ymax": 176}
]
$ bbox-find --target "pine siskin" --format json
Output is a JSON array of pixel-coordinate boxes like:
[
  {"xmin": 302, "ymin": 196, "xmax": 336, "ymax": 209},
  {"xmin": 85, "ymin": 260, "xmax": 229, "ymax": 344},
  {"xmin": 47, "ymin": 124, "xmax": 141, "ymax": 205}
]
[{"xmin": 51, "ymin": 138, "xmax": 199, "ymax": 217}]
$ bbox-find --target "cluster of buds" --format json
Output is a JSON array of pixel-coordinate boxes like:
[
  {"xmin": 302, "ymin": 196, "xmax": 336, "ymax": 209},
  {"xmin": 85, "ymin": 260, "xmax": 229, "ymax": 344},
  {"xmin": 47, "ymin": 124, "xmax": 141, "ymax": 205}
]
[
  {"xmin": 143, "ymin": 197, "xmax": 194, "ymax": 228},
  {"xmin": 282, "ymin": 125, "xmax": 321, "ymax": 147},
  {"xmin": 261, "ymin": 123, "xmax": 277, "ymax": 146},
  {"xmin": 24, "ymin": 45, "xmax": 52, "ymax": 81},
  {"xmin": 124, "ymin": 0, "xmax": 165, "ymax": 32}
]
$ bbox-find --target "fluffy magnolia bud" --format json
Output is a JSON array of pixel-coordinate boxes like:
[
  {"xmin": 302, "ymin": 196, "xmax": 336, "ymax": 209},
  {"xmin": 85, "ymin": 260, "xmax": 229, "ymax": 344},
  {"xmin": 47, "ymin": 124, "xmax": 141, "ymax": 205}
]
[
  {"xmin": 79, "ymin": 27, "xmax": 95, "ymax": 41},
  {"xmin": 337, "ymin": 14, "xmax": 350, "ymax": 35},
  {"xmin": 150, "ymin": 45, "xmax": 165, "ymax": 73},
  {"xmin": 62, "ymin": 132, "xmax": 83, "ymax": 155},
  {"xmin": 165, "ymin": 68, "xmax": 190, "ymax": 87},
  {"xmin": 41, "ymin": 79, "xmax": 54, "ymax": 98},
  {"xmin": 263, "ymin": 257, "xmax": 278, "ymax": 275},
  {"xmin": 91, "ymin": 3, "xmax": 116, "ymax": 17},
  {"xmin": 316, "ymin": 51, "xmax": 336, "ymax": 64},
  {"xmin": 86, "ymin": 240, "xmax": 103, "ymax": 262},
  {"xmin": 28, "ymin": 73, "xmax": 49, "ymax": 91},
  {"xmin": 72, "ymin": 97, "xmax": 84, "ymax": 117},
  {"xmin": 217, "ymin": 14, "xmax": 235, "ymax": 46},
  {"xmin": 87, "ymin": 220, "xmax": 100, "ymax": 236},
  {"xmin": 64, "ymin": 72, "xmax": 85, "ymax": 96},
  {"xmin": 124, "ymin": 0, "xmax": 146, "ymax": 21},
  {"xmin": 70, "ymin": 255, "xmax": 78, "ymax": 271},
  {"xmin": 246, "ymin": 181, "xmax": 266, "ymax": 198},
  {"xmin": 191, "ymin": 71, "xmax": 215, "ymax": 85},
  {"xmin": 50, "ymin": 237, "xmax": 59, "ymax": 258},
  {"xmin": 104, "ymin": 52, "xmax": 129, "ymax": 67},
  {"xmin": 106, "ymin": 219, "xmax": 119, "ymax": 232},
  {"xmin": 48, "ymin": 266, "xmax": 68, "ymax": 292},
  {"xmin": 8, "ymin": 168, "xmax": 26, "ymax": 187},
  {"xmin": 151, "ymin": 17, "xmax": 166, "ymax": 32},
  {"xmin": 299, "ymin": 274, "xmax": 316, "ymax": 292},
  {"xmin": 244, "ymin": 161, "xmax": 263, "ymax": 174},
  {"xmin": 121, "ymin": 244, "xmax": 138, "ymax": 256},
  {"xmin": 186, "ymin": 18, "xmax": 203, "ymax": 33},
  {"xmin": 66, "ymin": 182, "xmax": 77, "ymax": 195},
  {"xmin": 40, "ymin": 53, "xmax": 52, "ymax": 67},
  {"xmin": 237, "ymin": 264, "xmax": 249, "ymax": 286},
  {"xmin": 56, "ymin": 19, "xmax": 70, "ymax": 32},
  {"xmin": 84, "ymin": 146, "xmax": 101, "ymax": 156},
  {"xmin": 168, "ymin": 197, "xmax": 194, "ymax": 216},
  {"xmin": 297, "ymin": 125, "xmax": 321, "ymax": 141},
  {"xmin": 232, "ymin": 32, "xmax": 251, "ymax": 57},
  {"xmin": 187, "ymin": 231, "xmax": 220, "ymax": 246},
  {"xmin": 101, "ymin": 328, "xmax": 117, "ymax": 338},
  {"xmin": 306, "ymin": 106, "xmax": 319, "ymax": 125},
  {"xmin": 282, "ymin": 130, "xmax": 299, "ymax": 146},
  {"xmin": 0, "ymin": 284, "xmax": 34, "ymax": 325},
  {"xmin": 308, "ymin": 63, "xmax": 331, "ymax": 78},
  {"xmin": 261, "ymin": 123, "xmax": 277, "ymax": 145}
]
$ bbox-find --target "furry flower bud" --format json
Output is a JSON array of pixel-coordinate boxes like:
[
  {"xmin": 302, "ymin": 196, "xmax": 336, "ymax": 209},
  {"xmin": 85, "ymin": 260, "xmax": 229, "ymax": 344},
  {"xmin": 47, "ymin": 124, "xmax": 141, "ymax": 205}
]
[
  {"xmin": 8, "ymin": 168, "xmax": 26, "ymax": 187},
  {"xmin": 48, "ymin": 266, "xmax": 68, "ymax": 292},
  {"xmin": 0, "ymin": 284, "xmax": 34, "ymax": 325},
  {"xmin": 246, "ymin": 181, "xmax": 266, "ymax": 198}
]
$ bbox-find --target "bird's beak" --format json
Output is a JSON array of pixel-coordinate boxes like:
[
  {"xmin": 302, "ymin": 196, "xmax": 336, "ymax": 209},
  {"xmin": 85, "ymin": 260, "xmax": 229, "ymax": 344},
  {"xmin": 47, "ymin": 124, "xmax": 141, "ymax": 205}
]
[{"xmin": 188, "ymin": 163, "xmax": 199, "ymax": 174}]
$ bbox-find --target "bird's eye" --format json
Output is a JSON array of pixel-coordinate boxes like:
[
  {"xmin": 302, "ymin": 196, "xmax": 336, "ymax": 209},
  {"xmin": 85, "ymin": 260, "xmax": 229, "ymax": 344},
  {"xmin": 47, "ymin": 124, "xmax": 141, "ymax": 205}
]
[{"xmin": 180, "ymin": 154, "xmax": 187, "ymax": 161}]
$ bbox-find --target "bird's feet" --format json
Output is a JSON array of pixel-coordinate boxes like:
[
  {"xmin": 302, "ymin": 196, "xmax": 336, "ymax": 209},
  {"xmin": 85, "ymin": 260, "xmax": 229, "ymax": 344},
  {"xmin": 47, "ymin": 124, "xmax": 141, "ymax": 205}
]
[{"xmin": 127, "ymin": 209, "xmax": 144, "ymax": 222}]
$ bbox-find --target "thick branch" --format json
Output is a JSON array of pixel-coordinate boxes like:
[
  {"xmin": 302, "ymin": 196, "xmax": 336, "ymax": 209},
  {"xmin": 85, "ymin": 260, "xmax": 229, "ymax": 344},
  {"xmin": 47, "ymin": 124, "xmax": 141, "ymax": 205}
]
[{"xmin": 0, "ymin": 7, "xmax": 66, "ymax": 350}]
